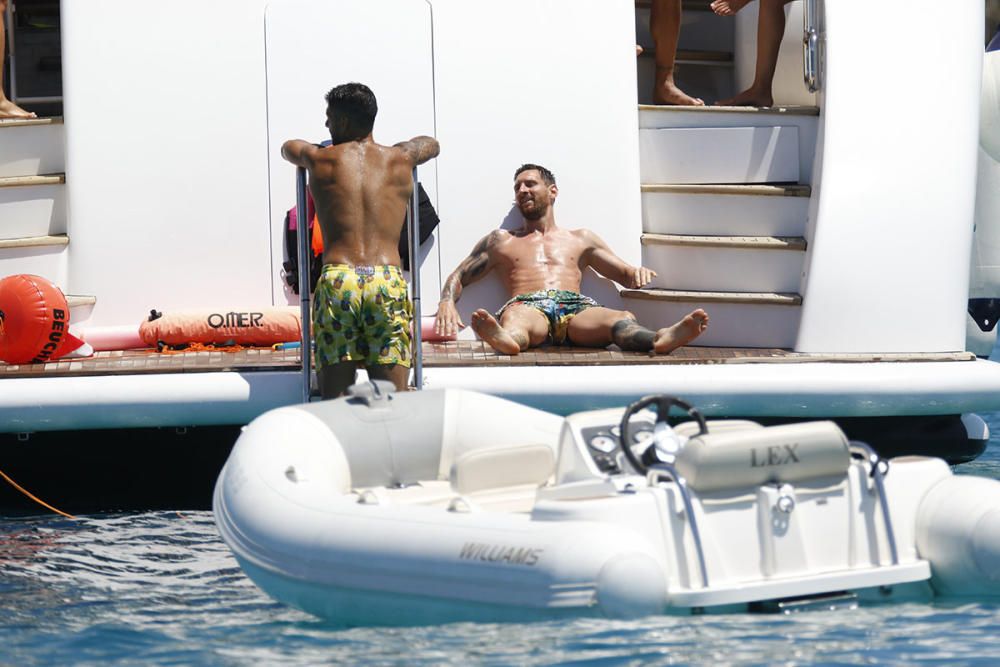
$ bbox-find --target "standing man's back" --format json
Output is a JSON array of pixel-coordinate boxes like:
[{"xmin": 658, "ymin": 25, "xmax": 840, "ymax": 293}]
[{"xmin": 282, "ymin": 82, "xmax": 439, "ymax": 398}]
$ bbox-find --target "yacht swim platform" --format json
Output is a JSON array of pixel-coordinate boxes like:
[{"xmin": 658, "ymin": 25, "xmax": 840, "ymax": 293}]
[{"xmin": 0, "ymin": 343, "xmax": 976, "ymax": 379}]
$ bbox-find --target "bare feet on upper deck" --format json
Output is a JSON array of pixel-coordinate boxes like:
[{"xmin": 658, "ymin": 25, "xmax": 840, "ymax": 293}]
[
  {"xmin": 471, "ymin": 309, "xmax": 522, "ymax": 355},
  {"xmin": 654, "ymin": 68, "xmax": 705, "ymax": 106},
  {"xmin": 715, "ymin": 88, "xmax": 773, "ymax": 108},
  {"xmin": 0, "ymin": 98, "xmax": 36, "ymax": 119},
  {"xmin": 709, "ymin": 0, "xmax": 752, "ymax": 16},
  {"xmin": 653, "ymin": 309, "xmax": 709, "ymax": 354}
]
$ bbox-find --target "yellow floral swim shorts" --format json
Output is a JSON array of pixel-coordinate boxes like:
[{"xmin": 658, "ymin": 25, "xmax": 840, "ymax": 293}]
[{"xmin": 312, "ymin": 264, "xmax": 412, "ymax": 369}]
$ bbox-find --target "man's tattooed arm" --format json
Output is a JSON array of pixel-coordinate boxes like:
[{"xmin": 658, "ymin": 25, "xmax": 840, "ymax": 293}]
[
  {"xmin": 394, "ymin": 135, "xmax": 441, "ymax": 166},
  {"xmin": 435, "ymin": 230, "xmax": 502, "ymax": 336},
  {"xmin": 440, "ymin": 230, "xmax": 500, "ymax": 303}
]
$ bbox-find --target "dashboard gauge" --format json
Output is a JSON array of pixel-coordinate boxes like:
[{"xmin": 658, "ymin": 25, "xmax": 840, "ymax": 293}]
[{"xmin": 589, "ymin": 435, "xmax": 618, "ymax": 453}]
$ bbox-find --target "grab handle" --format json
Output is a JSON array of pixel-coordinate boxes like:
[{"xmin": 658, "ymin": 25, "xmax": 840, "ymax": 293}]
[
  {"xmin": 802, "ymin": 0, "xmax": 821, "ymax": 93},
  {"xmin": 295, "ymin": 166, "xmax": 312, "ymax": 403},
  {"xmin": 407, "ymin": 168, "xmax": 423, "ymax": 390}
]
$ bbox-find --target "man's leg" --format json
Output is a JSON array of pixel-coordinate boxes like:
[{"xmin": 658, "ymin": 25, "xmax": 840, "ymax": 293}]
[
  {"xmin": 650, "ymin": 0, "xmax": 704, "ymax": 106},
  {"xmin": 367, "ymin": 363, "xmax": 410, "ymax": 393},
  {"xmin": 0, "ymin": 0, "xmax": 35, "ymax": 119},
  {"xmin": 471, "ymin": 305, "xmax": 548, "ymax": 355},
  {"xmin": 715, "ymin": 0, "xmax": 792, "ymax": 107},
  {"xmin": 568, "ymin": 306, "xmax": 709, "ymax": 354},
  {"xmin": 318, "ymin": 361, "xmax": 359, "ymax": 400}
]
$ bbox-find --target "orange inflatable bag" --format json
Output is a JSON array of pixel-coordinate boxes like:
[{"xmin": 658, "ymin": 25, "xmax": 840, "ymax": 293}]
[
  {"xmin": 139, "ymin": 307, "xmax": 302, "ymax": 347},
  {"xmin": 0, "ymin": 274, "xmax": 89, "ymax": 363}
]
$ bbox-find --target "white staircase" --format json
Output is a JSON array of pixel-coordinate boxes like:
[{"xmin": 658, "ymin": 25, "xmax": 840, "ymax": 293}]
[
  {"xmin": 0, "ymin": 117, "xmax": 91, "ymax": 317},
  {"xmin": 625, "ymin": 0, "xmax": 820, "ymax": 350},
  {"xmin": 624, "ymin": 105, "xmax": 818, "ymax": 351}
]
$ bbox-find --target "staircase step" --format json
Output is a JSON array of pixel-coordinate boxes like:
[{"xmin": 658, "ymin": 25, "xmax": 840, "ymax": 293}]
[
  {"xmin": 641, "ymin": 183, "xmax": 811, "ymax": 237},
  {"xmin": 0, "ymin": 117, "xmax": 63, "ymax": 129},
  {"xmin": 639, "ymin": 125, "xmax": 800, "ymax": 184},
  {"xmin": 635, "ymin": 0, "xmax": 714, "ymax": 10},
  {"xmin": 0, "ymin": 234, "xmax": 68, "ymax": 250},
  {"xmin": 622, "ymin": 288, "xmax": 802, "ymax": 306},
  {"xmin": 635, "ymin": 1, "xmax": 733, "ymax": 56},
  {"xmin": 621, "ymin": 288, "xmax": 802, "ymax": 348},
  {"xmin": 638, "ymin": 104, "xmax": 819, "ymax": 184},
  {"xmin": 0, "ymin": 173, "xmax": 66, "ymax": 239},
  {"xmin": 0, "ymin": 173, "xmax": 65, "ymax": 188},
  {"xmin": 638, "ymin": 49, "xmax": 733, "ymax": 65},
  {"xmin": 642, "ymin": 233, "xmax": 806, "ymax": 251},
  {"xmin": 638, "ymin": 104, "xmax": 819, "ymax": 131},
  {"xmin": 0, "ymin": 120, "xmax": 65, "ymax": 178},
  {"xmin": 66, "ymin": 295, "xmax": 97, "ymax": 308},
  {"xmin": 641, "ymin": 183, "xmax": 810, "ymax": 197},
  {"xmin": 641, "ymin": 237, "xmax": 805, "ymax": 291},
  {"xmin": 0, "ymin": 239, "xmax": 68, "ymax": 286}
]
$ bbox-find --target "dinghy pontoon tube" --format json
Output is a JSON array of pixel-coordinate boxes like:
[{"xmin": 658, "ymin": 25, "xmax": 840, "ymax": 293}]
[{"xmin": 214, "ymin": 384, "xmax": 1000, "ymax": 625}]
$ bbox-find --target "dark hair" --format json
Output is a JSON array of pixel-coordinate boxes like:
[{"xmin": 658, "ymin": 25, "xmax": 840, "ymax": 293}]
[
  {"xmin": 514, "ymin": 163, "xmax": 556, "ymax": 186},
  {"xmin": 325, "ymin": 82, "xmax": 378, "ymax": 135}
]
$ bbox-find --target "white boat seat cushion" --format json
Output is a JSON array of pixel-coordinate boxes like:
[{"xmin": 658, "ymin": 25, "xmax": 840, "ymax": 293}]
[
  {"xmin": 674, "ymin": 421, "xmax": 850, "ymax": 492},
  {"xmin": 450, "ymin": 444, "xmax": 556, "ymax": 495}
]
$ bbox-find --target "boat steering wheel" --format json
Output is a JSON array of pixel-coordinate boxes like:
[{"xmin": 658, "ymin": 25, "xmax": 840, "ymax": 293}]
[{"xmin": 618, "ymin": 395, "xmax": 707, "ymax": 474}]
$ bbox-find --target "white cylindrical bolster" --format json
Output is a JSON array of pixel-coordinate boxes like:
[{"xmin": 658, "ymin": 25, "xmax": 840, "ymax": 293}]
[{"xmin": 674, "ymin": 420, "xmax": 850, "ymax": 492}]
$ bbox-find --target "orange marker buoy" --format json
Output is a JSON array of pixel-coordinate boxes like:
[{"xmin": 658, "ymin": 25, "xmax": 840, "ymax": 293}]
[{"xmin": 0, "ymin": 274, "xmax": 88, "ymax": 364}]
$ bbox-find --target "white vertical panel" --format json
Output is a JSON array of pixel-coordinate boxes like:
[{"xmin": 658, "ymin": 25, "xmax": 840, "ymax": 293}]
[
  {"xmin": 62, "ymin": 0, "xmax": 272, "ymax": 327},
  {"xmin": 264, "ymin": 0, "xmax": 438, "ymax": 305},
  {"xmin": 430, "ymin": 0, "xmax": 641, "ymax": 320},
  {"xmin": 797, "ymin": 2, "xmax": 982, "ymax": 353}
]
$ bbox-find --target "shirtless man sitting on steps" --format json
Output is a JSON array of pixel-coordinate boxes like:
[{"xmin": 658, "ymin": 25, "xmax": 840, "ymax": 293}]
[{"xmin": 434, "ymin": 164, "xmax": 708, "ymax": 355}]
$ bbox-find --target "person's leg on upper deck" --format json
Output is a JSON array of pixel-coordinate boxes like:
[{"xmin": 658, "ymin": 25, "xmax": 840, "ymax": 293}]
[
  {"xmin": 713, "ymin": 0, "xmax": 794, "ymax": 107},
  {"xmin": 650, "ymin": 0, "xmax": 705, "ymax": 106},
  {"xmin": 567, "ymin": 306, "xmax": 709, "ymax": 354},
  {"xmin": 0, "ymin": 0, "xmax": 36, "ymax": 119}
]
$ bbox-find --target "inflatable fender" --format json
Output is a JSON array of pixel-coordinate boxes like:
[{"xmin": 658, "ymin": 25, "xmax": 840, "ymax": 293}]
[
  {"xmin": 77, "ymin": 325, "xmax": 147, "ymax": 351},
  {"xmin": 140, "ymin": 307, "xmax": 303, "ymax": 347},
  {"xmin": 0, "ymin": 274, "xmax": 91, "ymax": 363},
  {"xmin": 419, "ymin": 316, "xmax": 458, "ymax": 343}
]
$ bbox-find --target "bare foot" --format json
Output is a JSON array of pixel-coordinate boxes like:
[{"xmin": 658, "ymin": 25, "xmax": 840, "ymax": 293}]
[
  {"xmin": 653, "ymin": 80, "xmax": 705, "ymax": 106},
  {"xmin": 0, "ymin": 99, "xmax": 37, "ymax": 119},
  {"xmin": 653, "ymin": 309, "xmax": 709, "ymax": 354},
  {"xmin": 715, "ymin": 88, "xmax": 773, "ymax": 107},
  {"xmin": 710, "ymin": 0, "xmax": 752, "ymax": 16},
  {"xmin": 471, "ymin": 309, "xmax": 522, "ymax": 355}
]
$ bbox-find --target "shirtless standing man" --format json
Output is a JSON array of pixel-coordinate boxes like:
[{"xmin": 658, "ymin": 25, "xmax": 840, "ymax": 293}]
[
  {"xmin": 282, "ymin": 82, "xmax": 439, "ymax": 398},
  {"xmin": 435, "ymin": 164, "xmax": 708, "ymax": 355}
]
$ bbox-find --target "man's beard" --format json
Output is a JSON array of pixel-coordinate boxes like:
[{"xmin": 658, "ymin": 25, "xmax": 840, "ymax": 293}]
[{"xmin": 519, "ymin": 200, "xmax": 548, "ymax": 220}]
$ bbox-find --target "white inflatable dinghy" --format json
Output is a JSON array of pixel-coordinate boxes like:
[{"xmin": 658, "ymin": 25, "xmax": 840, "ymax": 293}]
[{"xmin": 214, "ymin": 382, "xmax": 1000, "ymax": 625}]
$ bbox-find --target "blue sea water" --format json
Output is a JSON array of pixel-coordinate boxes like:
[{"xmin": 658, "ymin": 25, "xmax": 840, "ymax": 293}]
[{"xmin": 3, "ymin": 424, "xmax": 1000, "ymax": 664}]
